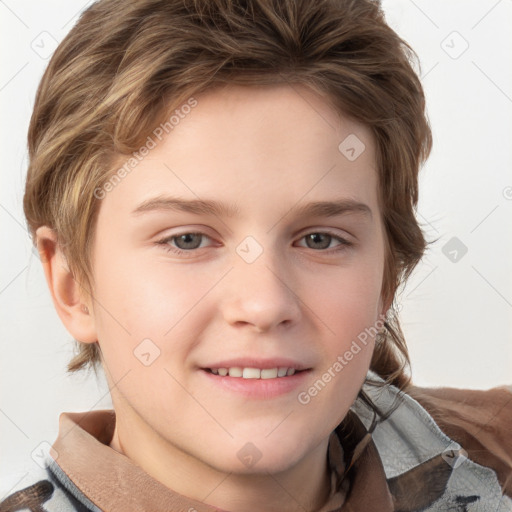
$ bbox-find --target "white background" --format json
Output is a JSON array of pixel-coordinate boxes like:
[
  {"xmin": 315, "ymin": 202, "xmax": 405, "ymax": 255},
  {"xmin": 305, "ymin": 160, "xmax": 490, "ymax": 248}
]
[{"xmin": 1, "ymin": 0, "xmax": 511, "ymax": 492}]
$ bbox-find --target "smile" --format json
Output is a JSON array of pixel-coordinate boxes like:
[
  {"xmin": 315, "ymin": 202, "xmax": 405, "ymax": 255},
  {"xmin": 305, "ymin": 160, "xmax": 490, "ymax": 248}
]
[{"xmin": 206, "ymin": 367, "xmax": 301, "ymax": 379}]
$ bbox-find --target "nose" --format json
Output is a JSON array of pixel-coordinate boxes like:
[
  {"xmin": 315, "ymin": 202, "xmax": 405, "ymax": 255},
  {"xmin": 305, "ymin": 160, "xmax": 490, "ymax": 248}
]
[{"xmin": 221, "ymin": 249, "xmax": 302, "ymax": 333}]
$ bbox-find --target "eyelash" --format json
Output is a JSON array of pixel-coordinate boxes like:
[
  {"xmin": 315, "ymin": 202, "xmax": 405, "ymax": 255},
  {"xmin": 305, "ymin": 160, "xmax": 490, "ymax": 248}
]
[{"xmin": 156, "ymin": 230, "xmax": 353, "ymax": 257}]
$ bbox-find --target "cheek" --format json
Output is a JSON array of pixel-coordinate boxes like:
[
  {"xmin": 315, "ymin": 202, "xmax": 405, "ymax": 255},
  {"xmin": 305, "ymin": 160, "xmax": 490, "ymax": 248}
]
[
  {"xmin": 308, "ymin": 254, "xmax": 385, "ymax": 340},
  {"xmin": 296, "ymin": 263, "xmax": 382, "ymax": 419},
  {"xmin": 90, "ymin": 249, "xmax": 217, "ymax": 368}
]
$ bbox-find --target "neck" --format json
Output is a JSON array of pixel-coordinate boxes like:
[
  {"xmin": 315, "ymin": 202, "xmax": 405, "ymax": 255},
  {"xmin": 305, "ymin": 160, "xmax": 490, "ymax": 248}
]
[{"xmin": 109, "ymin": 411, "xmax": 335, "ymax": 512}]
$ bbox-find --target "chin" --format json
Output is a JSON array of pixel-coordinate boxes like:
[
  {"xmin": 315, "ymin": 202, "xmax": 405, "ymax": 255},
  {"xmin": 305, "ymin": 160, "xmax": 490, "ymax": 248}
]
[{"xmin": 210, "ymin": 431, "xmax": 316, "ymax": 475}]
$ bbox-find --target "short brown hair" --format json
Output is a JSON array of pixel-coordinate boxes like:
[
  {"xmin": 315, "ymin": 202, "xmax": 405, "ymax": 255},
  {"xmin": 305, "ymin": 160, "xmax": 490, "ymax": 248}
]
[{"xmin": 23, "ymin": 0, "xmax": 432, "ymax": 388}]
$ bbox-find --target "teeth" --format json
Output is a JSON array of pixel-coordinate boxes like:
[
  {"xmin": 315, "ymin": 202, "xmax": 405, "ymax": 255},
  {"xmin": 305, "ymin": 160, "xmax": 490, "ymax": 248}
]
[
  {"xmin": 260, "ymin": 368, "xmax": 278, "ymax": 379},
  {"xmin": 228, "ymin": 367, "xmax": 243, "ymax": 377},
  {"xmin": 210, "ymin": 367, "xmax": 299, "ymax": 379},
  {"xmin": 277, "ymin": 367, "xmax": 288, "ymax": 377},
  {"xmin": 243, "ymin": 368, "xmax": 261, "ymax": 379}
]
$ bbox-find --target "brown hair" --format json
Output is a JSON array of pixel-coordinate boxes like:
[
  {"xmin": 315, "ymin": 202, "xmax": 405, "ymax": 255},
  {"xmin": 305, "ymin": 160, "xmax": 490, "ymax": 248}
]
[{"xmin": 23, "ymin": 0, "xmax": 432, "ymax": 389}]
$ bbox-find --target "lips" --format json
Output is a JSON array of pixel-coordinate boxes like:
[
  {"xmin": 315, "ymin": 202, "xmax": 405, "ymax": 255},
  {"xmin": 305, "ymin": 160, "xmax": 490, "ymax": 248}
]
[{"xmin": 200, "ymin": 363, "xmax": 312, "ymax": 399}]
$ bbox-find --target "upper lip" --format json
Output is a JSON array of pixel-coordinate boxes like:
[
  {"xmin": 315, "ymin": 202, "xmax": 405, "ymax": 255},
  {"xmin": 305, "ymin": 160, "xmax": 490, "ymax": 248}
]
[{"xmin": 201, "ymin": 358, "xmax": 312, "ymax": 371}]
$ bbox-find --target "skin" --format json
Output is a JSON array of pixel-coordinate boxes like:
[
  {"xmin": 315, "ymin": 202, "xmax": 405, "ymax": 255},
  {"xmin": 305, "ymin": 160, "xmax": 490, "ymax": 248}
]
[{"xmin": 37, "ymin": 83, "xmax": 390, "ymax": 512}]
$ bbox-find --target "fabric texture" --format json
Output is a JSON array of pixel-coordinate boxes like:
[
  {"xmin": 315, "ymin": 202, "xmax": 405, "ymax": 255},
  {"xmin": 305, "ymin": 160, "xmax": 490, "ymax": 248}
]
[{"xmin": 1, "ymin": 370, "xmax": 511, "ymax": 512}]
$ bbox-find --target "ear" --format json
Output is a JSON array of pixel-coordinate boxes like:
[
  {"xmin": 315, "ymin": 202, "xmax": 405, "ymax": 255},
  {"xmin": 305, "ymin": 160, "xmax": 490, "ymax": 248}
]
[{"xmin": 35, "ymin": 226, "xmax": 97, "ymax": 344}]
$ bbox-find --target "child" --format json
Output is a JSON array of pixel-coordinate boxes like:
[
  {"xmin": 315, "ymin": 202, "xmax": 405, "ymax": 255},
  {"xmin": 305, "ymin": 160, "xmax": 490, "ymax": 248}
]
[{"xmin": 2, "ymin": 0, "xmax": 511, "ymax": 510}]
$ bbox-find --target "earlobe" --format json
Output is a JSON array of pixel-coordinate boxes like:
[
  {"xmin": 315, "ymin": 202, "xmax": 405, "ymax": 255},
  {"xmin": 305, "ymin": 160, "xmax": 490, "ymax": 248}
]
[{"xmin": 35, "ymin": 226, "xmax": 97, "ymax": 344}]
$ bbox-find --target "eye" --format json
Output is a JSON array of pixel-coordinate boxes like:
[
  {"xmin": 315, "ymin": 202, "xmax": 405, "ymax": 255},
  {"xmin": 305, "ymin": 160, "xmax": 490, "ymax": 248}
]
[
  {"xmin": 157, "ymin": 232, "xmax": 213, "ymax": 256},
  {"xmin": 296, "ymin": 231, "xmax": 353, "ymax": 253}
]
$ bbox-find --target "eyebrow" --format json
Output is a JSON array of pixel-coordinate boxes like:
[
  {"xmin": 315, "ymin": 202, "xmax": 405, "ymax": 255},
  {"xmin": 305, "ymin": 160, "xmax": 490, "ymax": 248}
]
[{"xmin": 131, "ymin": 195, "xmax": 373, "ymax": 221}]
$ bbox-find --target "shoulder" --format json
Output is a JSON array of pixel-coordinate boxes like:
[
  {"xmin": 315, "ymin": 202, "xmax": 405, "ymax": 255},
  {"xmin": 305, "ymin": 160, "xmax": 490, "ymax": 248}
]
[
  {"xmin": 0, "ymin": 458, "xmax": 99, "ymax": 512},
  {"xmin": 1, "ymin": 472, "xmax": 55, "ymax": 512},
  {"xmin": 407, "ymin": 383, "xmax": 512, "ymax": 498}
]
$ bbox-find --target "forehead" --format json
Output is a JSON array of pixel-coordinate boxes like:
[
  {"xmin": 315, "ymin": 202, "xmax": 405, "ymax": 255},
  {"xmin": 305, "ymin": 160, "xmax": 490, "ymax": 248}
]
[
  {"xmin": 101, "ymin": 83, "xmax": 378, "ymax": 221},
  {"xmin": 163, "ymin": 83, "xmax": 372, "ymax": 157}
]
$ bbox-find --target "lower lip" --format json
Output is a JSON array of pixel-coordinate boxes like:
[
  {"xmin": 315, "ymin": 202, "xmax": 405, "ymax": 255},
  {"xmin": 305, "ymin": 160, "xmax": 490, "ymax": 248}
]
[{"xmin": 200, "ymin": 369, "xmax": 311, "ymax": 399}]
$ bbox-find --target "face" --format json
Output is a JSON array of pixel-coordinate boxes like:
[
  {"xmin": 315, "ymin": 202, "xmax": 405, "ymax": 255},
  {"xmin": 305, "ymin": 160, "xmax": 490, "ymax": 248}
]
[{"xmin": 88, "ymin": 83, "xmax": 387, "ymax": 483}]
